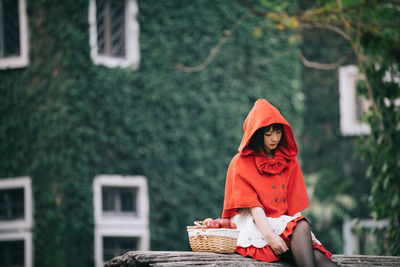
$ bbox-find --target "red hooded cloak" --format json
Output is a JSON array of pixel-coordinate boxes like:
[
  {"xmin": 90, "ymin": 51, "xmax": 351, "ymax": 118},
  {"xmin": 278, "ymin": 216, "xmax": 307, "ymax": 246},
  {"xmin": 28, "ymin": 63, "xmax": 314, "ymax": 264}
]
[{"xmin": 222, "ymin": 99, "xmax": 309, "ymax": 219}]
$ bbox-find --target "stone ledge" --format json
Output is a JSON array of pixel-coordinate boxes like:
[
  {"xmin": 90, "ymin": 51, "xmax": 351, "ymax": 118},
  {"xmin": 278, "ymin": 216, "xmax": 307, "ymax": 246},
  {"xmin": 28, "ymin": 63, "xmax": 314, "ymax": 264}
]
[{"xmin": 104, "ymin": 251, "xmax": 400, "ymax": 267}]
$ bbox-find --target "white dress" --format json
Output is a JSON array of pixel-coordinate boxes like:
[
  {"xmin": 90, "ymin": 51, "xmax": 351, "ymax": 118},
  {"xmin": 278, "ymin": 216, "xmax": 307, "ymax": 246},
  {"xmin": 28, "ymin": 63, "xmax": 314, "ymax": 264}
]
[{"xmin": 231, "ymin": 209, "xmax": 321, "ymax": 248}]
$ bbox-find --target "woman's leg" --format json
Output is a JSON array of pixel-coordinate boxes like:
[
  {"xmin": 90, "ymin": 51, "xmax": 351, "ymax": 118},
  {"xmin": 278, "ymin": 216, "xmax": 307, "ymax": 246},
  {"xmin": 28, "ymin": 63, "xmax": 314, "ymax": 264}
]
[
  {"xmin": 290, "ymin": 219, "xmax": 316, "ymax": 267},
  {"xmin": 314, "ymin": 250, "xmax": 340, "ymax": 267}
]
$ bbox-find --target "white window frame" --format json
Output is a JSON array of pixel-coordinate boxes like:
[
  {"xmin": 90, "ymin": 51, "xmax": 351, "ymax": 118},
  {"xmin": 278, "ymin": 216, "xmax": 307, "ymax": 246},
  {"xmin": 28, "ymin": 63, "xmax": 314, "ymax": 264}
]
[
  {"xmin": 93, "ymin": 175, "xmax": 148, "ymax": 227},
  {"xmin": 95, "ymin": 228, "xmax": 150, "ymax": 267},
  {"xmin": 0, "ymin": 177, "xmax": 33, "ymax": 230},
  {"xmin": 343, "ymin": 218, "xmax": 389, "ymax": 255},
  {"xmin": 93, "ymin": 175, "xmax": 149, "ymax": 267},
  {"xmin": 0, "ymin": 0, "xmax": 29, "ymax": 70},
  {"xmin": 0, "ymin": 231, "xmax": 33, "ymax": 267},
  {"xmin": 339, "ymin": 65, "xmax": 400, "ymax": 135},
  {"xmin": 0, "ymin": 176, "xmax": 33, "ymax": 267},
  {"xmin": 88, "ymin": 0, "xmax": 140, "ymax": 69},
  {"xmin": 339, "ymin": 65, "xmax": 371, "ymax": 136}
]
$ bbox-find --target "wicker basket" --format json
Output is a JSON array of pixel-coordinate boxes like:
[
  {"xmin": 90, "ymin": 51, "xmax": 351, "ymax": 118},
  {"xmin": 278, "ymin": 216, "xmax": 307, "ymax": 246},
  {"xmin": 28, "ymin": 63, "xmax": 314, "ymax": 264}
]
[{"xmin": 187, "ymin": 228, "xmax": 239, "ymax": 253}]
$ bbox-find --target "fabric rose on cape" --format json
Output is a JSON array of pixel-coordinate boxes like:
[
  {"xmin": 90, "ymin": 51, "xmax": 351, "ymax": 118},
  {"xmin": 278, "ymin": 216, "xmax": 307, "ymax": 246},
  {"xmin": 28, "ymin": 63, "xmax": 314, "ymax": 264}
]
[{"xmin": 255, "ymin": 155, "xmax": 287, "ymax": 175}]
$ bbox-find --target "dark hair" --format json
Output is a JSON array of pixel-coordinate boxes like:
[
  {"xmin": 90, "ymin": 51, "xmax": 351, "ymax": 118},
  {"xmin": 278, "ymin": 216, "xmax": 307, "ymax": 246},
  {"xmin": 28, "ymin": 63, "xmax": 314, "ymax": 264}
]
[{"xmin": 248, "ymin": 123, "xmax": 284, "ymax": 153}]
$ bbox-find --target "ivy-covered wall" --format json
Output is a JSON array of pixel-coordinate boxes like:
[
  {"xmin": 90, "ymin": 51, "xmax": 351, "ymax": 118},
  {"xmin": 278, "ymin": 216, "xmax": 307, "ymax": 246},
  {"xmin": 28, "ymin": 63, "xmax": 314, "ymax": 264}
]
[{"xmin": 0, "ymin": 0, "xmax": 302, "ymax": 266}]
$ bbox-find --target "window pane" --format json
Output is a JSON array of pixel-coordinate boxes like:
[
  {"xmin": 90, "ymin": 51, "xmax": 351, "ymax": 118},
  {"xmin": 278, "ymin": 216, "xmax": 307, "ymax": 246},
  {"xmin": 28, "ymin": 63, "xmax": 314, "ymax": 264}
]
[
  {"xmin": 95, "ymin": 0, "xmax": 106, "ymax": 55},
  {"xmin": 0, "ymin": 240, "xmax": 24, "ymax": 267},
  {"xmin": 95, "ymin": 0, "xmax": 125, "ymax": 57},
  {"xmin": 120, "ymin": 188, "xmax": 136, "ymax": 212},
  {"xmin": 109, "ymin": 0, "xmax": 125, "ymax": 57},
  {"xmin": 0, "ymin": 0, "xmax": 21, "ymax": 58},
  {"xmin": 102, "ymin": 187, "xmax": 137, "ymax": 214},
  {"xmin": 102, "ymin": 187, "xmax": 116, "ymax": 211},
  {"xmin": 103, "ymin": 236, "xmax": 139, "ymax": 262},
  {"xmin": 0, "ymin": 188, "xmax": 25, "ymax": 220}
]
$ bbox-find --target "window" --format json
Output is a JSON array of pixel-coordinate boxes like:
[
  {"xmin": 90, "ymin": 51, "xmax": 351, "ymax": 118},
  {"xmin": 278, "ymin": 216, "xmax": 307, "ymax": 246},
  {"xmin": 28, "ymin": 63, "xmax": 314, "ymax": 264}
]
[
  {"xmin": 0, "ymin": 239, "xmax": 24, "ymax": 267},
  {"xmin": 89, "ymin": 0, "xmax": 140, "ymax": 69},
  {"xmin": 96, "ymin": 0, "xmax": 125, "ymax": 58},
  {"xmin": 0, "ymin": 188, "xmax": 25, "ymax": 220},
  {"xmin": 0, "ymin": 232, "xmax": 32, "ymax": 267},
  {"xmin": 339, "ymin": 65, "xmax": 371, "ymax": 136},
  {"xmin": 103, "ymin": 236, "xmax": 139, "ymax": 262},
  {"xmin": 93, "ymin": 175, "xmax": 149, "ymax": 267},
  {"xmin": 0, "ymin": 177, "xmax": 33, "ymax": 230},
  {"xmin": 343, "ymin": 219, "xmax": 389, "ymax": 255},
  {"xmin": 0, "ymin": 0, "xmax": 29, "ymax": 69},
  {"xmin": 339, "ymin": 65, "xmax": 400, "ymax": 136},
  {"xmin": 0, "ymin": 177, "xmax": 33, "ymax": 267},
  {"xmin": 102, "ymin": 186, "xmax": 138, "ymax": 215}
]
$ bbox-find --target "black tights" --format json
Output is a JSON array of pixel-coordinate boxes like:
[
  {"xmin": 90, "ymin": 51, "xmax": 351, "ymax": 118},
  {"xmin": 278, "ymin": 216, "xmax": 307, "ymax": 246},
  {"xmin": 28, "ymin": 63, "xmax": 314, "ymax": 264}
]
[{"xmin": 290, "ymin": 220, "xmax": 340, "ymax": 267}]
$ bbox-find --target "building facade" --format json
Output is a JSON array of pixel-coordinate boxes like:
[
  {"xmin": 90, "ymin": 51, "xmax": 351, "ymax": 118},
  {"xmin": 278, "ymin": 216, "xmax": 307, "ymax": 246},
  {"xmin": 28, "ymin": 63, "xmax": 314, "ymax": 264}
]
[{"xmin": 0, "ymin": 0, "xmax": 304, "ymax": 266}]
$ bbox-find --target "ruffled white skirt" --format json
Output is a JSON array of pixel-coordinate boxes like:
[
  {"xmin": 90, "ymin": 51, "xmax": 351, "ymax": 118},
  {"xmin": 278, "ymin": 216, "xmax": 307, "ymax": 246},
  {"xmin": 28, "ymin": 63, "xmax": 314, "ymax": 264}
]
[{"xmin": 231, "ymin": 209, "xmax": 322, "ymax": 248}]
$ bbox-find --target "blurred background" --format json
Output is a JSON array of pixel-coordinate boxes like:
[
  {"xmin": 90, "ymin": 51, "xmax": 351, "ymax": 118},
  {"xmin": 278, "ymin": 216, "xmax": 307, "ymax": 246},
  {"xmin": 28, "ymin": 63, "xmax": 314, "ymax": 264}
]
[{"xmin": 0, "ymin": 0, "xmax": 399, "ymax": 267}]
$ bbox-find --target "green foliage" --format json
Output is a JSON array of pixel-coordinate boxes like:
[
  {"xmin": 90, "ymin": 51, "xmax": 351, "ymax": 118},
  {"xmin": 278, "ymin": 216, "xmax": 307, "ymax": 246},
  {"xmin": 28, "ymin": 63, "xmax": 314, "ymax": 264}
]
[
  {"xmin": 356, "ymin": 63, "xmax": 400, "ymax": 254},
  {"xmin": 0, "ymin": 0, "xmax": 302, "ymax": 265},
  {"xmin": 298, "ymin": 26, "xmax": 370, "ymax": 253},
  {"xmin": 301, "ymin": 0, "xmax": 400, "ymax": 255},
  {"xmin": 348, "ymin": 1, "xmax": 400, "ymax": 255}
]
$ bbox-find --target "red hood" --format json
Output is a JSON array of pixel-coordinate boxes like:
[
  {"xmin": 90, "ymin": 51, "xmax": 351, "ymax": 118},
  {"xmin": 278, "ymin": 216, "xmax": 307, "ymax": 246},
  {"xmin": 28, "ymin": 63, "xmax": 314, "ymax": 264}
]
[
  {"xmin": 238, "ymin": 99, "xmax": 298, "ymax": 160},
  {"xmin": 222, "ymin": 99, "xmax": 309, "ymax": 219}
]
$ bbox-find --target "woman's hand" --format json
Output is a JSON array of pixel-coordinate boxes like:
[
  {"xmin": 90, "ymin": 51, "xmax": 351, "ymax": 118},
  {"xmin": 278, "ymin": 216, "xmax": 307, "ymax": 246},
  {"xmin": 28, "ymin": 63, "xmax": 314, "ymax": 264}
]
[
  {"xmin": 311, "ymin": 231, "xmax": 316, "ymax": 243},
  {"xmin": 266, "ymin": 233, "xmax": 289, "ymax": 256},
  {"xmin": 249, "ymin": 207, "xmax": 289, "ymax": 256}
]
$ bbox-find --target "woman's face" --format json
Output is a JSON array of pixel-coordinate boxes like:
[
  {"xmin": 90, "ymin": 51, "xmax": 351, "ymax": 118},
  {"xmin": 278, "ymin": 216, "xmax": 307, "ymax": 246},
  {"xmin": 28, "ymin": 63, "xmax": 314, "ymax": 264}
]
[{"xmin": 263, "ymin": 128, "xmax": 282, "ymax": 153}]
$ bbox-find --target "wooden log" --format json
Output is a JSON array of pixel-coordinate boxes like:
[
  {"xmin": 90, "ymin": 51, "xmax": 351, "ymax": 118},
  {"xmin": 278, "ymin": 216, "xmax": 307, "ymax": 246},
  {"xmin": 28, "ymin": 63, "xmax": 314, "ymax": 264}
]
[
  {"xmin": 104, "ymin": 251, "xmax": 400, "ymax": 267},
  {"xmin": 332, "ymin": 254, "xmax": 400, "ymax": 266}
]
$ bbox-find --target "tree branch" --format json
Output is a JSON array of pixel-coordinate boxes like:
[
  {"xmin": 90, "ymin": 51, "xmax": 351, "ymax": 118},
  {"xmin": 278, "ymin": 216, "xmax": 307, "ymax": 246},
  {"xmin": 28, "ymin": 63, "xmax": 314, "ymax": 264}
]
[
  {"xmin": 240, "ymin": 0, "xmax": 266, "ymax": 17},
  {"xmin": 299, "ymin": 51, "xmax": 350, "ymax": 70},
  {"xmin": 350, "ymin": 9, "xmax": 380, "ymax": 116},
  {"xmin": 299, "ymin": 22, "xmax": 351, "ymax": 42},
  {"xmin": 176, "ymin": 13, "xmax": 251, "ymax": 73}
]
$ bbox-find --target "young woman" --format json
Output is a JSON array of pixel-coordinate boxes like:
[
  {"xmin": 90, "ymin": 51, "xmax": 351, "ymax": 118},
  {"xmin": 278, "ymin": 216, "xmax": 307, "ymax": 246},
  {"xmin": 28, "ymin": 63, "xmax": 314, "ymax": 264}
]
[{"xmin": 222, "ymin": 99, "xmax": 339, "ymax": 266}]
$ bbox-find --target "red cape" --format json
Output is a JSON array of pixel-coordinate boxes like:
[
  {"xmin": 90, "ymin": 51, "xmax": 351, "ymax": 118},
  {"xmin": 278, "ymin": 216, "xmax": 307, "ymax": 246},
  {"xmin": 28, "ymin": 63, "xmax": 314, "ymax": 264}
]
[{"xmin": 222, "ymin": 99, "xmax": 309, "ymax": 218}]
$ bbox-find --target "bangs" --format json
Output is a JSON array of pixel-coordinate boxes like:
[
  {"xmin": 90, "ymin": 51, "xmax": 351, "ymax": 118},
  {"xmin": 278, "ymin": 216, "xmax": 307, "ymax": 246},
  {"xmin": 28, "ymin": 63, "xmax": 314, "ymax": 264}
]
[{"xmin": 265, "ymin": 123, "xmax": 283, "ymax": 132}]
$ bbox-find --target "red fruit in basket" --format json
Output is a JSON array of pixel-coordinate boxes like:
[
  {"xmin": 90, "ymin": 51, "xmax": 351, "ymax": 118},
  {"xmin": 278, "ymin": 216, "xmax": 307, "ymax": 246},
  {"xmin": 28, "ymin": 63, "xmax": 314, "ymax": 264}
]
[
  {"xmin": 207, "ymin": 220, "xmax": 220, "ymax": 228},
  {"xmin": 203, "ymin": 218, "xmax": 213, "ymax": 226},
  {"xmin": 219, "ymin": 218, "xmax": 231, "ymax": 228},
  {"xmin": 230, "ymin": 222, "xmax": 237, "ymax": 229}
]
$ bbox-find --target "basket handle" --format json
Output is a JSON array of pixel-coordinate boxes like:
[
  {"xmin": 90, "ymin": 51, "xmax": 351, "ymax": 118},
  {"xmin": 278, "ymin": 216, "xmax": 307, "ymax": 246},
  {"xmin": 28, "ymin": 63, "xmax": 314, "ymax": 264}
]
[
  {"xmin": 194, "ymin": 221, "xmax": 204, "ymax": 227},
  {"xmin": 192, "ymin": 221, "xmax": 207, "ymax": 231}
]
